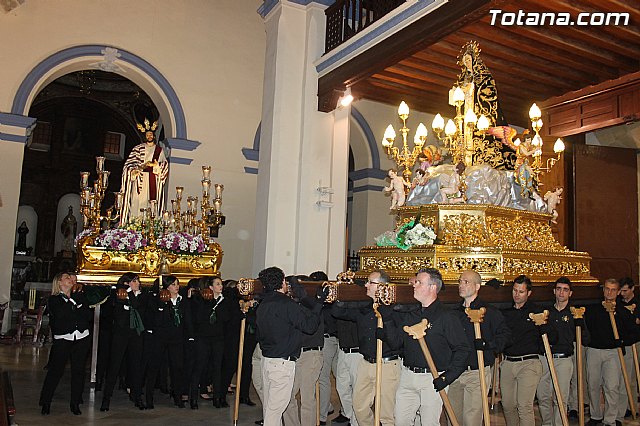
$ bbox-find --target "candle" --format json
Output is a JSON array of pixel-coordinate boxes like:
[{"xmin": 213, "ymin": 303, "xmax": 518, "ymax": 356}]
[
  {"xmin": 162, "ymin": 211, "xmax": 170, "ymax": 226},
  {"xmin": 171, "ymin": 199, "xmax": 178, "ymax": 214},
  {"xmin": 80, "ymin": 172, "xmax": 90, "ymax": 188},
  {"xmin": 150, "ymin": 200, "xmax": 157, "ymax": 218},
  {"xmin": 214, "ymin": 184, "xmax": 224, "ymax": 200},
  {"xmin": 201, "ymin": 179, "xmax": 211, "ymax": 197},
  {"xmin": 192, "ymin": 197, "xmax": 199, "ymax": 213},
  {"xmin": 82, "ymin": 189, "xmax": 91, "ymax": 204},
  {"xmin": 93, "ymin": 181, "xmax": 99, "ymax": 193},
  {"xmin": 176, "ymin": 186, "xmax": 184, "ymax": 201},
  {"xmin": 115, "ymin": 192, "xmax": 123, "ymax": 210},
  {"xmin": 101, "ymin": 170, "xmax": 110, "ymax": 187},
  {"xmin": 186, "ymin": 197, "xmax": 193, "ymax": 211},
  {"xmin": 96, "ymin": 156, "xmax": 105, "ymax": 172},
  {"xmin": 202, "ymin": 165, "xmax": 212, "ymax": 180},
  {"xmin": 213, "ymin": 199, "xmax": 222, "ymax": 214}
]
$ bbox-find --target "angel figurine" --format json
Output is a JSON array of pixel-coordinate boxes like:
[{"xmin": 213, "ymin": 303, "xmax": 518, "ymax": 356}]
[
  {"xmin": 438, "ymin": 162, "xmax": 466, "ymax": 204},
  {"xmin": 383, "ymin": 169, "xmax": 410, "ymax": 210},
  {"xmin": 544, "ymin": 187, "xmax": 563, "ymax": 223},
  {"xmin": 411, "ymin": 168, "xmax": 429, "ymax": 189}
]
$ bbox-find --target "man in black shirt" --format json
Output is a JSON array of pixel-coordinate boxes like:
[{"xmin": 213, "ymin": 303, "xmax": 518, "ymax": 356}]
[
  {"xmin": 501, "ymin": 275, "xmax": 556, "ymax": 426},
  {"xmin": 616, "ymin": 277, "xmax": 640, "ymax": 421},
  {"xmin": 536, "ymin": 277, "xmax": 589, "ymax": 426},
  {"xmin": 256, "ymin": 267, "xmax": 323, "ymax": 426},
  {"xmin": 449, "ymin": 270, "xmax": 510, "ymax": 426},
  {"xmin": 584, "ymin": 278, "xmax": 636, "ymax": 426},
  {"xmin": 383, "ymin": 268, "xmax": 471, "ymax": 426},
  {"xmin": 332, "ymin": 270, "xmax": 401, "ymax": 426}
]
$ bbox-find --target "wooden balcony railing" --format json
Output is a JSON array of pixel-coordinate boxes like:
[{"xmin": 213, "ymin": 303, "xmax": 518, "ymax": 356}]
[{"xmin": 325, "ymin": 0, "xmax": 405, "ymax": 53}]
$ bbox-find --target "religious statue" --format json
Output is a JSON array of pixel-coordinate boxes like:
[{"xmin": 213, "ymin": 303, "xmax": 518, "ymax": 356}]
[
  {"xmin": 383, "ymin": 169, "xmax": 410, "ymax": 210},
  {"xmin": 511, "ymin": 131, "xmax": 537, "ymax": 198},
  {"xmin": 437, "ymin": 162, "xmax": 466, "ymax": 204},
  {"xmin": 60, "ymin": 205, "xmax": 78, "ymax": 252},
  {"xmin": 16, "ymin": 221, "xmax": 29, "ymax": 252},
  {"xmin": 120, "ymin": 119, "xmax": 169, "ymax": 225},
  {"xmin": 455, "ymin": 41, "xmax": 516, "ymax": 170},
  {"xmin": 544, "ymin": 187, "xmax": 563, "ymax": 224},
  {"xmin": 411, "ymin": 168, "xmax": 429, "ymax": 190}
]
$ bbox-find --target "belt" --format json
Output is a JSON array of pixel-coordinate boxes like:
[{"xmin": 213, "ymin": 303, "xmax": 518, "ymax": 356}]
[
  {"xmin": 324, "ymin": 333, "xmax": 337, "ymax": 338},
  {"xmin": 405, "ymin": 365, "xmax": 429, "ymax": 374},
  {"xmin": 542, "ymin": 353, "xmax": 572, "ymax": 359},
  {"xmin": 341, "ymin": 347, "xmax": 360, "ymax": 354},
  {"xmin": 364, "ymin": 355, "xmax": 399, "ymax": 364},
  {"xmin": 505, "ymin": 354, "xmax": 539, "ymax": 362},
  {"xmin": 282, "ymin": 355, "xmax": 298, "ymax": 361},
  {"xmin": 302, "ymin": 346, "xmax": 322, "ymax": 352}
]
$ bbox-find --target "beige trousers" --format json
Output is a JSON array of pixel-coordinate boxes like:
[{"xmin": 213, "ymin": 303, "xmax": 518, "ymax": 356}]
[
  {"xmin": 262, "ymin": 357, "xmax": 296, "ymax": 426},
  {"xmin": 585, "ymin": 347, "xmax": 621, "ymax": 425},
  {"xmin": 319, "ymin": 336, "xmax": 339, "ymax": 421},
  {"xmin": 617, "ymin": 344, "xmax": 638, "ymax": 420},
  {"xmin": 252, "ymin": 344, "xmax": 265, "ymax": 404},
  {"xmin": 394, "ymin": 365, "xmax": 448, "ymax": 426},
  {"xmin": 336, "ymin": 350, "xmax": 362, "ymax": 426},
  {"xmin": 284, "ymin": 350, "xmax": 323, "ymax": 426},
  {"xmin": 536, "ymin": 355, "xmax": 573, "ymax": 426},
  {"xmin": 500, "ymin": 358, "xmax": 543, "ymax": 426},
  {"xmin": 448, "ymin": 367, "xmax": 492, "ymax": 426},
  {"xmin": 568, "ymin": 343, "xmax": 590, "ymax": 411},
  {"xmin": 353, "ymin": 358, "xmax": 401, "ymax": 426}
]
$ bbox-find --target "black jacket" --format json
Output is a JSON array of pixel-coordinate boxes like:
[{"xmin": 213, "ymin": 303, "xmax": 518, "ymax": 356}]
[{"xmin": 47, "ymin": 292, "xmax": 92, "ymax": 337}]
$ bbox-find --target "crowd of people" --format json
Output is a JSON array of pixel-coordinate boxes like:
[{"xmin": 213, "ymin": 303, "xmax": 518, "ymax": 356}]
[{"xmin": 37, "ymin": 267, "xmax": 640, "ymax": 426}]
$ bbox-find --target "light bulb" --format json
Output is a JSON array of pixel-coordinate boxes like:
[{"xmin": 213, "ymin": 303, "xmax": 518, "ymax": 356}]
[{"xmin": 432, "ymin": 114, "xmax": 444, "ymax": 132}]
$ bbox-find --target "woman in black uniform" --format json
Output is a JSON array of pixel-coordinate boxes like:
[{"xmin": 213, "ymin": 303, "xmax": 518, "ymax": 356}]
[
  {"xmin": 39, "ymin": 272, "xmax": 92, "ymax": 415},
  {"xmin": 100, "ymin": 272, "xmax": 147, "ymax": 411}
]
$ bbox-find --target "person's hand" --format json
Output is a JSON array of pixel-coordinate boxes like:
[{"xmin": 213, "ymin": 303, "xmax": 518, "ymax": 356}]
[
  {"xmin": 574, "ymin": 318, "xmax": 586, "ymax": 329},
  {"xmin": 316, "ymin": 285, "xmax": 330, "ymax": 303},
  {"xmin": 375, "ymin": 327, "xmax": 386, "ymax": 341},
  {"xmin": 159, "ymin": 289, "xmax": 170, "ymax": 302},
  {"xmin": 116, "ymin": 288, "xmax": 128, "ymax": 300},
  {"xmin": 474, "ymin": 338, "xmax": 486, "ymax": 351},
  {"xmin": 433, "ymin": 373, "xmax": 453, "ymax": 392}
]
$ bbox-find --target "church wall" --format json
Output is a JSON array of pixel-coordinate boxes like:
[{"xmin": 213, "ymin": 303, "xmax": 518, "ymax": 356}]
[{"xmin": 0, "ymin": 0, "xmax": 265, "ymax": 290}]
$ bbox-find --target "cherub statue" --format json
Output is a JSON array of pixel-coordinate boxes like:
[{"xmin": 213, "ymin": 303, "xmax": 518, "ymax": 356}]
[
  {"xmin": 544, "ymin": 187, "xmax": 563, "ymax": 224},
  {"xmin": 438, "ymin": 162, "xmax": 466, "ymax": 204},
  {"xmin": 411, "ymin": 168, "xmax": 429, "ymax": 189},
  {"xmin": 383, "ymin": 169, "xmax": 410, "ymax": 210}
]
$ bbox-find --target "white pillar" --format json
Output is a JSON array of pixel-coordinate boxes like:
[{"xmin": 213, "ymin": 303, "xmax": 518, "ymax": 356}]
[{"xmin": 253, "ymin": 1, "xmax": 349, "ymax": 278}]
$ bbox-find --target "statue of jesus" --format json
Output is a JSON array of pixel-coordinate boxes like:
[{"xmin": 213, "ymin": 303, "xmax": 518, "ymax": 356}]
[{"xmin": 119, "ymin": 119, "xmax": 169, "ymax": 225}]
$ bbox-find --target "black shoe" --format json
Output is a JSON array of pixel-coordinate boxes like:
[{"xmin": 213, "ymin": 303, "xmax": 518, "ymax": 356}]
[
  {"xmin": 135, "ymin": 397, "xmax": 146, "ymax": 410},
  {"xmin": 616, "ymin": 421, "xmax": 623, "ymax": 426},
  {"xmin": 255, "ymin": 420, "xmax": 264, "ymax": 426},
  {"xmin": 70, "ymin": 403, "xmax": 82, "ymax": 415},
  {"xmin": 146, "ymin": 401, "xmax": 154, "ymax": 410},
  {"xmin": 190, "ymin": 399, "xmax": 198, "ymax": 410},
  {"xmin": 625, "ymin": 409, "xmax": 632, "ymax": 418},
  {"xmin": 220, "ymin": 397, "xmax": 229, "ymax": 408},
  {"xmin": 587, "ymin": 419, "xmax": 602, "ymax": 426},
  {"xmin": 328, "ymin": 409, "xmax": 335, "ymax": 415},
  {"xmin": 568, "ymin": 410, "xmax": 578, "ymax": 419},
  {"xmin": 239, "ymin": 397, "xmax": 256, "ymax": 406},
  {"xmin": 320, "ymin": 422, "xmax": 326, "ymax": 426},
  {"xmin": 213, "ymin": 397, "xmax": 222, "ymax": 408},
  {"xmin": 333, "ymin": 414, "xmax": 350, "ymax": 423},
  {"xmin": 100, "ymin": 397, "xmax": 110, "ymax": 412},
  {"xmin": 174, "ymin": 398, "xmax": 185, "ymax": 408},
  {"xmin": 41, "ymin": 403, "xmax": 50, "ymax": 415}
]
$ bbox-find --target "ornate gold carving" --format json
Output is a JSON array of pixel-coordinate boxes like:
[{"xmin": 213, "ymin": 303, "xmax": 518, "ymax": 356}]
[
  {"xmin": 237, "ymin": 278, "xmax": 256, "ymax": 297},
  {"xmin": 441, "ymin": 213, "xmax": 487, "ymax": 247},
  {"xmin": 376, "ymin": 283, "xmax": 397, "ymax": 305},
  {"xmin": 361, "ymin": 255, "xmax": 433, "ymax": 273},
  {"xmin": 337, "ymin": 269, "xmax": 355, "ymax": 284},
  {"xmin": 485, "ymin": 215, "xmax": 567, "ymax": 252},
  {"xmin": 436, "ymin": 256, "xmax": 500, "ymax": 273},
  {"xmin": 503, "ymin": 258, "xmax": 589, "ymax": 276}
]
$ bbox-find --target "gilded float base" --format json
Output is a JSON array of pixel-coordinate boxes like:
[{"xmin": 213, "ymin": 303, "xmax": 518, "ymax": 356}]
[
  {"xmin": 76, "ymin": 243, "xmax": 223, "ymax": 286},
  {"xmin": 357, "ymin": 204, "xmax": 597, "ymax": 286}
]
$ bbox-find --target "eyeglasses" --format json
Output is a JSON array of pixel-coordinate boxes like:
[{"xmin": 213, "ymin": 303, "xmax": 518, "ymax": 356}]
[{"xmin": 367, "ymin": 280, "xmax": 381, "ymax": 285}]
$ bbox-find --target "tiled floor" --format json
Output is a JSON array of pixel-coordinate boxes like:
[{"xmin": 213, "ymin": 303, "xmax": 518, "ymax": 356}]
[{"xmin": 2, "ymin": 342, "xmax": 639, "ymax": 425}]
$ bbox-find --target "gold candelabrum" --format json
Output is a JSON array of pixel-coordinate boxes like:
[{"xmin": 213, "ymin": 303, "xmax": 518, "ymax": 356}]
[
  {"xmin": 166, "ymin": 165, "xmax": 226, "ymax": 241},
  {"xmin": 431, "ymin": 86, "xmax": 491, "ymax": 168},
  {"xmin": 524, "ymin": 103, "xmax": 565, "ymax": 182},
  {"xmin": 80, "ymin": 156, "xmax": 122, "ymax": 230},
  {"xmin": 381, "ymin": 101, "xmax": 428, "ymax": 186}
]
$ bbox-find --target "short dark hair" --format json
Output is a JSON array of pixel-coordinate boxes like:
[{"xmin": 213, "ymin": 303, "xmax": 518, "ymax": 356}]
[
  {"xmin": 554, "ymin": 276, "xmax": 572, "ymax": 290},
  {"xmin": 117, "ymin": 272, "xmax": 139, "ymax": 288},
  {"xmin": 371, "ymin": 270, "xmax": 391, "ymax": 284},
  {"xmin": 604, "ymin": 278, "xmax": 620, "ymax": 288},
  {"xmin": 259, "ymin": 266, "xmax": 285, "ymax": 292},
  {"xmin": 161, "ymin": 275, "xmax": 179, "ymax": 289},
  {"xmin": 309, "ymin": 271, "xmax": 329, "ymax": 281},
  {"xmin": 514, "ymin": 275, "xmax": 532, "ymax": 291},
  {"xmin": 417, "ymin": 268, "xmax": 443, "ymax": 292},
  {"xmin": 620, "ymin": 277, "xmax": 635, "ymax": 290}
]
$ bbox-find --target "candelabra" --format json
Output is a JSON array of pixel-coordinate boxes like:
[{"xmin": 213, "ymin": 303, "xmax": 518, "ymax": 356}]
[
  {"xmin": 79, "ymin": 156, "xmax": 122, "ymax": 230},
  {"xmin": 381, "ymin": 101, "xmax": 428, "ymax": 186},
  {"xmin": 431, "ymin": 86, "xmax": 490, "ymax": 168},
  {"xmin": 526, "ymin": 103, "xmax": 565, "ymax": 181}
]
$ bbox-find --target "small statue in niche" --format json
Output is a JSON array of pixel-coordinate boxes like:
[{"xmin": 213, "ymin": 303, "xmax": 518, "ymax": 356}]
[
  {"xmin": 544, "ymin": 187, "xmax": 563, "ymax": 224},
  {"xmin": 60, "ymin": 205, "xmax": 78, "ymax": 252},
  {"xmin": 16, "ymin": 221, "xmax": 29, "ymax": 251},
  {"xmin": 383, "ymin": 169, "xmax": 410, "ymax": 210}
]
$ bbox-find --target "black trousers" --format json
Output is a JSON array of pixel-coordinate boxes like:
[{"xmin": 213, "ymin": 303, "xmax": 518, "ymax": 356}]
[
  {"xmin": 103, "ymin": 331, "xmax": 144, "ymax": 399},
  {"xmin": 145, "ymin": 334, "xmax": 185, "ymax": 404},
  {"xmin": 39, "ymin": 336, "xmax": 91, "ymax": 405},
  {"xmin": 190, "ymin": 336, "xmax": 224, "ymax": 399}
]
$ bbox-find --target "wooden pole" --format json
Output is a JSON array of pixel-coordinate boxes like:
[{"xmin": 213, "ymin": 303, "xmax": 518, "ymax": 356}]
[
  {"xmin": 603, "ymin": 300, "xmax": 637, "ymax": 419},
  {"xmin": 623, "ymin": 304, "xmax": 640, "ymax": 412},
  {"xmin": 373, "ymin": 304, "xmax": 383, "ymax": 426},
  {"xmin": 490, "ymin": 354, "xmax": 500, "ymax": 410},
  {"xmin": 465, "ymin": 308, "xmax": 491, "ymax": 426},
  {"xmin": 316, "ymin": 381, "xmax": 321, "ymax": 426},
  {"xmin": 530, "ymin": 311, "xmax": 569, "ymax": 426},
  {"xmin": 570, "ymin": 306, "xmax": 586, "ymax": 426},
  {"xmin": 404, "ymin": 319, "xmax": 460, "ymax": 426},
  {"xmin": 233, "ymin": 301, "xmax": 250, "ymax": 426}
]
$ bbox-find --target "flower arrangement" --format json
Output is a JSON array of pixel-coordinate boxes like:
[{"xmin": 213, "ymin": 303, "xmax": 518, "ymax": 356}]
[
  {"xmin": 74, "ymin": 228, "xmax": 97, "ymax": 248},
  {"xmin": 157, "ymin": 232, "xmax": 206, "ymax": 254},
  {"xmin": 125, "ymin": 217, "xmax": 164, "ymax": 236},
  {"xmin": 95, "ymin": 228, "xmax": 147, "ymax": 252},
  {"xmin": 375, "ymin": 212, "xmax": 436, "ymax": 251}
]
